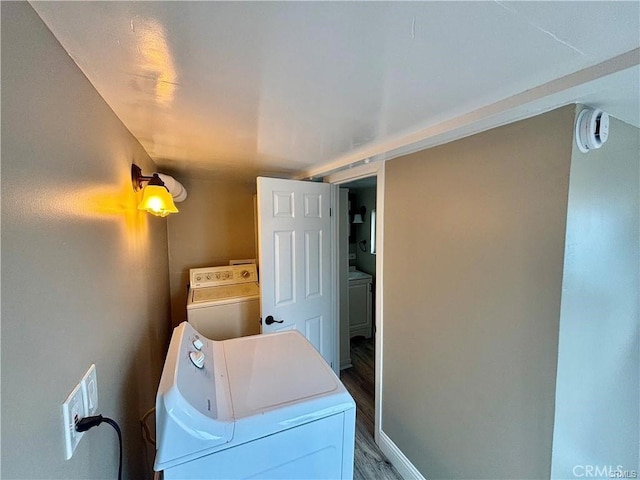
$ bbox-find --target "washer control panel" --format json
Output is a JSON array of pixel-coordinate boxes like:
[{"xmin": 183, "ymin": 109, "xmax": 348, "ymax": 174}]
[{"xmin": 190, "ymin": 264, "xmax": 258, "ymax": 288}]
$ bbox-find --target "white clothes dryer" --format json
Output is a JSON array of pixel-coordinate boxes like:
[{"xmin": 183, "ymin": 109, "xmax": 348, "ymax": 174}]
[
  {"xmin": 187, "ymin": 264, "xmax": 260, "ymax": 340},
  {"xmin": 154, "ymin": 322, "xmax": 356, "ymax": 479}
]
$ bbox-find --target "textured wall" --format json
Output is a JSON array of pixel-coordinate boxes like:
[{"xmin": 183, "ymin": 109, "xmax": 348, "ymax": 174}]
[
  {"xmin": 551, "ymin": 115, "xmax": 640, "ymax": 478},
  {"xmin": 382, "ymin": 106, "xmax": 575, "ymax": 479},
  {"xmin": 166, "ymin": 176, "xmax": 257, "ymax": 325},
  {"xmin": 1, "ymin": 3, "xmax": 171, "ymax": 478}
]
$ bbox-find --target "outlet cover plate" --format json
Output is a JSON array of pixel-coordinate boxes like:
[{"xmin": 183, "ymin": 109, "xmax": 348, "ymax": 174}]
[
  {"xmin": 62, "ymin": 382, "xmax": 85, "ymax": 460},
  {"xmin": 80, "ymin": 364, "xmax": 98, "ymax": 416}
]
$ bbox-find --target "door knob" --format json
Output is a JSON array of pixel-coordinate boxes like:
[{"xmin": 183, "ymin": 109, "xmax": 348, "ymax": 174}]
[{"xmin": 265, "ymin": 315, "xmax": 283, "ymax": 325}]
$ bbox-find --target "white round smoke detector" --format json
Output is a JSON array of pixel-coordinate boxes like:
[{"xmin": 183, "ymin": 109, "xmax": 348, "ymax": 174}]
[{"xmin": 575, "ymin": 108, "xmax": 609, "ymax": 153}]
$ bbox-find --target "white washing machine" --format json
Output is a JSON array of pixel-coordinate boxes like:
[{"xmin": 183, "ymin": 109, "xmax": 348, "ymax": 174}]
[
  {"xmin": 155, "ymin": 322, "xmax": 356, "ymax": 479},
  {"xmin": 187, "ymin": 264, "xmax": 260, "ymax": 340}
]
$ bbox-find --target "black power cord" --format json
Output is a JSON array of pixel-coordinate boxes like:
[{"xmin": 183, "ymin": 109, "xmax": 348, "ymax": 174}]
[{"xmin": 76, "ymin": 415, "xmax": 122, "ymax": 480}]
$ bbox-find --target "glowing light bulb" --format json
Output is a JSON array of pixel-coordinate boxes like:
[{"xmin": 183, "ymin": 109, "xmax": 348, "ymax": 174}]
[{"xmin": 137, "ymin": 185, "xmax": 178, "ymax": 217}]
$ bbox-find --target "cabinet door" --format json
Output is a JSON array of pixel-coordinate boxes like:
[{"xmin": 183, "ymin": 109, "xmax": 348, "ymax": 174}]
[{"xmin": 349, "ymin": 281, "xmax": 372, "ymax": 338}]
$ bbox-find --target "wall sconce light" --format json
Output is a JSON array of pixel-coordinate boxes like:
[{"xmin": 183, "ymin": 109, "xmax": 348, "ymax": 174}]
[
  {"xmin": 131, "ymin": 164, "xmax": 186, "ymax": 217},
  {"xmin": 352, "ymin": 206, "xmax": 366, "ymax": 224}
]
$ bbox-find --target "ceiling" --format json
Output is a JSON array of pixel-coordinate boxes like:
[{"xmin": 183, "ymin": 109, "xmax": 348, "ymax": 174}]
[{"xmin": 31, "ymin": 1, "xmax": 640, "ymax": 181}]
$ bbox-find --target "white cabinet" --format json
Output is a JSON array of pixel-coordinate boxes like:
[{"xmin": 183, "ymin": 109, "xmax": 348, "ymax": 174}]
[{"xmin": 349, "ymin": 274, "xmax": 372, "ymax": 339}]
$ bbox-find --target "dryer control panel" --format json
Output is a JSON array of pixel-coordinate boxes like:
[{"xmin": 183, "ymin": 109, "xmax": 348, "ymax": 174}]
[{"xmin": 190, "ymin": 264, "xmax": 258, "ymax": 288}]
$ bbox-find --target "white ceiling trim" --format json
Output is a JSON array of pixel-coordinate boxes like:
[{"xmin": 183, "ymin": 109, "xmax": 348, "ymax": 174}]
[{"xmin": 298, "ymin": 48, "xmax": 640, "ymax": 181}]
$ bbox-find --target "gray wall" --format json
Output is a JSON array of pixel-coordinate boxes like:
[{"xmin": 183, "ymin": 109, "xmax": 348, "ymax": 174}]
[
  {"xmin": 382, "ymin": 106, "xmax": 575, "ymax": 479},
  {"xmin": 166, "ymin": 176, "xmax": 256, "ymax": 325},
  {"xmin": 551, "ymin": 115, "xmax": 640, "ymax": 477},
  {"xmin": 1, "ymin": 3, "xmax": 171, "ymax": 478}
]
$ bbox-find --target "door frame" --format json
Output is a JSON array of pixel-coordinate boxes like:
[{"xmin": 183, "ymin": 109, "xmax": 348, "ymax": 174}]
[{"xmin": 324, "ymin": 161, "xmax": 385, "ymax": 444}]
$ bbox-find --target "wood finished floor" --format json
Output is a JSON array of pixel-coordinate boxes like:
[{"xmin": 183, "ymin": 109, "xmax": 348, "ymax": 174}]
[{"xmin": 340, "ymin": 337, "xmax": 403, "ymax": 480}]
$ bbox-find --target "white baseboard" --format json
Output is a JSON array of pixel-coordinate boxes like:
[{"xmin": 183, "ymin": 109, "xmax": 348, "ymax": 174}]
[
  {"xmin": 340, "ymin": 360, "xmax": 353, "ymax": 370},
  {"xmin": 378, "ymin": 430, "xmax": 425, "ymax": 480}
]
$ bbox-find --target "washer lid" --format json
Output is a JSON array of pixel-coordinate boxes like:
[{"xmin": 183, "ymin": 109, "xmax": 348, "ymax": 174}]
[
  {"xmin": 190, "ymin": 283, "xmax": 259, "ymax": 307},
  {"xmin": 223, "ymin": 331, "xmax": 339, "ymax": 418}
]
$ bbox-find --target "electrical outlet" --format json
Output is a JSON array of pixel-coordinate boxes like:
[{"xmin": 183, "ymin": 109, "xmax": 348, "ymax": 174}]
[
  {"xmin": 80, "ymin": 364, "xmax": 98, "ymax": 416},
  {"xmin": 62, "ymin": 382, "xmax": 85, "ymax": 460}
]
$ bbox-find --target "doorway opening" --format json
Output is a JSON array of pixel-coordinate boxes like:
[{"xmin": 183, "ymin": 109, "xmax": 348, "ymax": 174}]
[{"xmin": 337, "ymin": 175, "xmax": 378, "ymax": 438}]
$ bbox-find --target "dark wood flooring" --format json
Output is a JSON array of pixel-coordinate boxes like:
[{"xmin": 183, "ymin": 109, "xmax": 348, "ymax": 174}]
[{"xmin": 341, "ymin": 337, "xmax": 403, "ymax": 480}]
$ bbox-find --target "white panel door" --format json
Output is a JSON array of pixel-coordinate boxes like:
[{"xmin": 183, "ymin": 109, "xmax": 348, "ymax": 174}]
[{"xmin": 257, "ymin": 177, "xmax": 333, "ymax": 365}]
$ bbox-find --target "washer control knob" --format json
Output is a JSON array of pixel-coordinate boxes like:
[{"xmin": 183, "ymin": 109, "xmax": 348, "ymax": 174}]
[
  {"xmin": 241, "ymin": 270, "xmax": 250, "ymax": 278},
  {"xmin": 192, "ymin": 337, "xmax": 204, "ymax": 350},
  {"xmin": 189, "ymin": 351, "xmax": 205, "ymax": 369}
]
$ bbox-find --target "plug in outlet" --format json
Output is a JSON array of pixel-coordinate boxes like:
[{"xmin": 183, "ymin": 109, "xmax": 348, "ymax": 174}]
[
  {"xmin": 62, "ymin": 382, "xmax": 85, "ymax": 460},
  {"xmin": 80, "ymin": 364, "xmax": 98, "ymax": 416}
]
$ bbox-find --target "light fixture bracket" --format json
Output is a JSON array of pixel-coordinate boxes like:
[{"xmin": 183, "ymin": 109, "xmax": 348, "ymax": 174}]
[
  {"xmin": 131, "ymin": 164, "xmax": 167, "ymax": 191},
  {"xmin": 132, "ymin": 164, "xmax": 149, "ymax": 191}
]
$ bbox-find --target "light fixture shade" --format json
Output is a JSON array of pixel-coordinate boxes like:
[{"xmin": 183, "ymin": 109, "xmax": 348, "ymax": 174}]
[
  {"xmin": 138, "ymin": 185, "xmax": 179, "ymax": 217},
  {"xmin": 353, "ymin": 214, "xmax": 363, "ymax": 224}
]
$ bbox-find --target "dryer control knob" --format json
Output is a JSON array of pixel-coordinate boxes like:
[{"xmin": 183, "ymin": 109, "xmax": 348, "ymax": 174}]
[
  {"xmin": 192, "ymin": 338, "xmax": 204, "ymax": 350},
  {"xmin": 189, "ymin": 351, "xmax": 205, "ymax": 369}
]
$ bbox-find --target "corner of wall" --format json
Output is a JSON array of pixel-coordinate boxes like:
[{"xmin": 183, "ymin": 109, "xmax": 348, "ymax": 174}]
[{"xmin": 550, "ymin": 110, "xmax": 640, "ymax": 478}]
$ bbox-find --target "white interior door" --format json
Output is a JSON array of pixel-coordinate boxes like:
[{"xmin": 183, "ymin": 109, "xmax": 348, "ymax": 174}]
[{"xmin": 257, "ymin": 177, "xmax": 333, "ymax": 367}]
